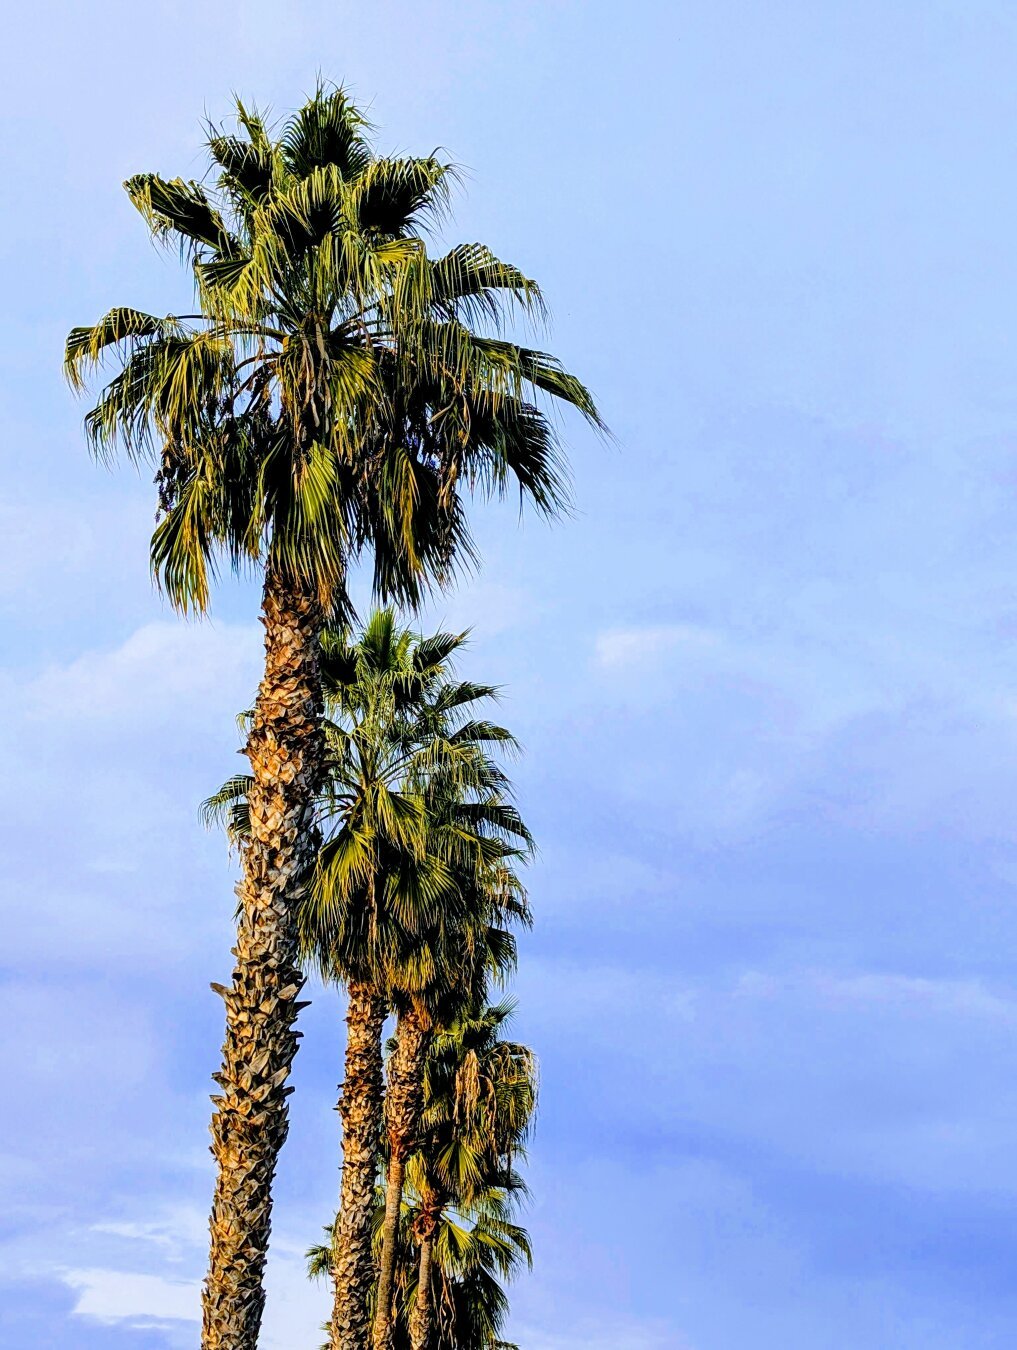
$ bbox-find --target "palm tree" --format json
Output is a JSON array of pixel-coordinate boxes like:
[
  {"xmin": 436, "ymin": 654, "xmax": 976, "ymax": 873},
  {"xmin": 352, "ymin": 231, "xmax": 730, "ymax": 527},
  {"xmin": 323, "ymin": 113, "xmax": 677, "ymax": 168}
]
[
  {"xmin": 312, "ymin": 613, "xmax": 468, "ymax": 1350},
  {"xmin": 308, "ymin": 1178, "xmax": 531, "ymax": 1350},
  {"xmin": 309, "ymin": 614, "xmax": 529, "ymax": 1350},
  {"xmin": 306, "ymin": 621, "xmax": 530, "ymax": 1350},
  {"xmin": 404, "ymin": 1187, "xmax": 530, "ymax": 1350},
  {"xmin": 207, "ymin": 612, "xmax": 530, "ymax": 1350},
  {"xmin": 405, "ymin": 1003, "xmax": 537, "ymax": 1350},
  {"xmin": 66, "ymin": 82, "xmax": 599, "ymax": 1350},
  {"xmin": 374, "ymin": 854, "xmax": 527, "ymax": 1350}
]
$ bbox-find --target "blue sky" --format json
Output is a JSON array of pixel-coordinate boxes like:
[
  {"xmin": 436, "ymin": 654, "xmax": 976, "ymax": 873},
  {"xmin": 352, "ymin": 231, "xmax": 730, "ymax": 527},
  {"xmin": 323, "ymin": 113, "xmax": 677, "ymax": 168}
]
[{"xmin": 5, "ymin": 1, "xmax": 1017, "ymax": 1346}]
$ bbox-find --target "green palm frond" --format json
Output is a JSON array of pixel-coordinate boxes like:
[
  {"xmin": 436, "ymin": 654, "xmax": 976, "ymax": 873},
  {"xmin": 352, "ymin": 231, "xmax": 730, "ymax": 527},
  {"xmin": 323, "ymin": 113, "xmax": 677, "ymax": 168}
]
[
  {"xmin": 206, "ymin": 129, "xmax": 277, "ymax": 211},
  {"xmin": 350, "ymin": 155, "xmax": 456, "ymax": 239},
  {"xmin": 426, "ymin": 244, "xmax": 547, "ymax": 328},
  {"xmin": 281, "ymin": 81, "xmax": 373, "ymax": 181},
  {"xmin": 309, "ymin": 1176, "xmax": 529, "ymax": 1349},
  {"xmin": 125, "ymin": 172, "xmax": 238, "ymax": 257},
  {"xmin": 64, "ymin": 308, "xmax": 181, "ymax": 392},
  {"xmin": 412, "ymin": 1001, "xmax": 538, "ymax": 1233},
  {"xmin": 199, "ymin": 771, "xmax": 257, "ymax": 856}
]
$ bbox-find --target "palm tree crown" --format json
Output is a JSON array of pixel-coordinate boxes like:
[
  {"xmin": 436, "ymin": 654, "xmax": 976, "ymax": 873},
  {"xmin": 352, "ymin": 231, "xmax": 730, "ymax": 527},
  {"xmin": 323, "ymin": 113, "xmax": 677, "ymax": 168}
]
[
  {"xmin": 308, "ymin": 1182, "xmax": 530, "ymax": 1350},
  {"xmin": 205, "ymin": 608, "xmax": 531, "ymax": 992},
  {"xmin": 413, "ymin": 1001, "xmax": 537, "ymax": 1211},
  {"xmin": 65, "ymin": 83, "xmax": 601, "ymax": 618},
  {"xmin": 304, "ymin": 610, "xmax": 532, "ymax": 999}
]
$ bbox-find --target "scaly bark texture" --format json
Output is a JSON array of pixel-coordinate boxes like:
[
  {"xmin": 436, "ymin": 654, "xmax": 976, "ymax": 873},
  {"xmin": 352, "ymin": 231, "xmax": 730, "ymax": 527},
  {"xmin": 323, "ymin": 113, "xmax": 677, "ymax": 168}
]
[
  {"xmin": 331, "ymin": 979, "xmax": 387, "ymax": 1350},
  {"xmin": 202, "ymin": 569, "xmax": 324, "ymax": 1350},
  {"xmin": 408, "ymin": 1197, "xmax": 441, "ymax": 1350},
  {"xmin": 372, "ymin": 1007, "xmax": 431, "ymax": 1350}
]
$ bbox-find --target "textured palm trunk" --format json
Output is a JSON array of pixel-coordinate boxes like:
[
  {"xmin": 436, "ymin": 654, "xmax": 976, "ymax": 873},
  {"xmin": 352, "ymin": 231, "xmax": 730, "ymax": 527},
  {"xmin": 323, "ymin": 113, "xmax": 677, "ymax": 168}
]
[
  {"xmin": 407, "ymin": 1236, "xmax": 435, "ymax": 1350},
  {"xmin": 372, "ymin": 1006, "xmax": 430, "ymax": 1350},
  {"xmin": 330, "ymin": 978, "xmax": 386, "ymax": 1350},
  {"xmin": 407, "ymin": 1197, "xmax": 440, "ymax": 1350},
  {"xmin": 201, "ymin": 567, "xmax": 324, "ymax": 1350}
]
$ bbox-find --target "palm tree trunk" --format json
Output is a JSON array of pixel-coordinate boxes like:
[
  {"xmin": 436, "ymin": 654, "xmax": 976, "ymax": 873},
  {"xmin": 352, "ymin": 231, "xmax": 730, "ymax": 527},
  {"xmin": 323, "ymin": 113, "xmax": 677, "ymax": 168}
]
[
  {"xmin": 408, "ymin": 1235, "xmax": 435, "ymax": 1350},
  {"xmin": 408, "ymin": 1197, "xmax": 440, "ymax": 1350},
  {"xmin": 372, "ymin": 1006, "xmax": 430, "ymax": 1350},
  {"xmin": 330, "ymin": 978, "xmax": 386, "ymax": 1350},
  {"xmin": 201, "ymin": 567, "xmax": 324, "ymax": 1350},
  {"xmin": 373, "ymin": 1152, "xmax": 406, "ymax": 1350}
]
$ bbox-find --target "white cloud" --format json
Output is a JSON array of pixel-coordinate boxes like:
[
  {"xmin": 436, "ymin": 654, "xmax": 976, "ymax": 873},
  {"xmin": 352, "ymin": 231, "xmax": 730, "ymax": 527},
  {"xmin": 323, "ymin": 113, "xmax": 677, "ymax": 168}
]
[
  {"xmin": 64, "ymin": 1267, "xmax": 199, "ymax": 1324},
  {"xmin": 518, "ymin": 955, "xmax": 1017, "ymax": 1197},
  {"xmin": 62, "ymin": 1253, "xmax": 330, "ymax": 1347},
  {"xmin": 93, "ymin": 1204, "xmax": 209, "ymax": 1263},
  {"xmin": 62, "ymin": 1253, "xmax": 329, "ymax": 1350},
  {"xmin": 594, "ymin": 622, "xmax": 720, "ymax": 669},
  {"xmin": 259, "ymin": 1249, "xmax": 332, "ymax": 1350},
  {"xmin": 811, "ymin": 972, "xmax": 1017, "ymax": 1021},
  {"xmin": 23, "ymin": 620, "xmax": 261, "ymax": 727},
  {"xmin": 0, "ymin": 620, "xmax": 263, "ymax": 972},
  {"xmin": 61, "ymin": 1202, "xmax": 330, "ymax": 1350},
  {"xmin": 585, "ymin": 607, "xmax": 1017, "ymax": 847}
]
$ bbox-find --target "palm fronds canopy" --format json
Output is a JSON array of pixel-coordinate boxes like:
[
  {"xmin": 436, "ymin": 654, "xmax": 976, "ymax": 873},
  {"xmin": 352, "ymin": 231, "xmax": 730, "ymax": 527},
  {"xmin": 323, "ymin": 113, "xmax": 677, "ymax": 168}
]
[{"xmin": 65, "ymin": 83, "xmax": 603, "ymax": 616}]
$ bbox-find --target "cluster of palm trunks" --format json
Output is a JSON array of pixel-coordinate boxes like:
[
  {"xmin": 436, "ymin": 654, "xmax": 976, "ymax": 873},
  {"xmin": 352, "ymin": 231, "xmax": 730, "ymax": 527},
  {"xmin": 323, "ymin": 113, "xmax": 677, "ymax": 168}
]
[
  {"xmin": 208, "ymin": 609, "xmax": 539, "ymax": 1350},
  {"xmin": 66, "ymin": 81, "xmax": 598, "ymax": 1350}
]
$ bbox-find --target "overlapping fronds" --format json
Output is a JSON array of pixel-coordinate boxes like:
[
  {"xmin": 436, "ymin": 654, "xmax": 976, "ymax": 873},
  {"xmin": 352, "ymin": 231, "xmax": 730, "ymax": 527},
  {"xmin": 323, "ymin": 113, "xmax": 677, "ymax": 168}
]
[
  {"xmin": 307, "ymin": 1180, "xmax": 529, "ymax": 1350},
  {"xmin": 306, "ymin": 612, "xmax": 531, "ymax": 1009},
  {"xmin": 65, "ymin": 81, "xmax": 601, "ymax": 617},
  {"xmin": 415, "ymin": 1001, "xmax": 538, "ymax": 1209},
  {"xmin": 205, "ymin": 610, "xmax": 532, "ymax": 1009},
  {"xmin": 280, "ymin": 82, "xmax": 372, "ymax": 182},
  {"xmin": 125, "ymin": 173, "xmax": 238, "ymax": 258}
]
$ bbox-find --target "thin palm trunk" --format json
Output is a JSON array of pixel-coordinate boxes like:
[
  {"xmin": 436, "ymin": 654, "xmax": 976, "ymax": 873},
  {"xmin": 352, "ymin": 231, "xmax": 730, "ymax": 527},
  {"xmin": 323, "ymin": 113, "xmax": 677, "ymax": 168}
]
[
  {"xmin": 374, "ymin": 1153, "xmax": 406, "ymax": 1350},
  {"xmin": 373, "ymin": 1006, "xmax": 430, "ymax": 1350},
  {"xmin": 202, "ymin": 568, "xmax": 324, "ymax": 1350},
  {"xmin": 408, "ymin": 1196, "xmax": 441, "ymax": 1350},
  {"xmin": 331, "ymin": 978, "xmax": 386, "ymax": 1350},
  {"xmin": 408, "ymin": 1235, "xmax": 435, "ymax": 1350}
]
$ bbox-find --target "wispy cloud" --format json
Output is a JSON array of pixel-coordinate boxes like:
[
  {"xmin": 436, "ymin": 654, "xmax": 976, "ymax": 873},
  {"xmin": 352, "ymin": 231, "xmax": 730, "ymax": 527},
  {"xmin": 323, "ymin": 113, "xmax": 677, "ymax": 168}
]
[
  {"xmin": 21, "ymin": 620, "xmax": 261, "ymax": 726},
  {"xmin": 64, "ymin": 1268, "xmax": 199, "ymax": 1325},
  {"xmin": 594, "ymin": 622, "xmax": 721, "ymax": 669},
  {"xmin": 92, "ymin": 1206, "xmax": 209, "ymax": 1262},
  {"xmin": 60, "ymin": 1231, "xmax": 330, "ymax": 1350}
]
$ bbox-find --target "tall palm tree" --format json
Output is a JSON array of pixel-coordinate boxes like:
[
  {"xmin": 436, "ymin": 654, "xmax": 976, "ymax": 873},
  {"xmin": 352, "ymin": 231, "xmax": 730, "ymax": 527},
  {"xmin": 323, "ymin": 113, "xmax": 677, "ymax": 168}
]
[
  {"xmin": 405, "ymin": 1003, "xmax": 537, "ymax": 1350},
  {"xmin": 308, "ymin": 615, "xmax": 529, "ymax": 1350},
  {"xmin": 367, "ymin": 772, "xmax": 532, "ymax": 1350},
  {"xmin": 66, "ymin": 83, "xmax": 599, "ymax": 1350}
]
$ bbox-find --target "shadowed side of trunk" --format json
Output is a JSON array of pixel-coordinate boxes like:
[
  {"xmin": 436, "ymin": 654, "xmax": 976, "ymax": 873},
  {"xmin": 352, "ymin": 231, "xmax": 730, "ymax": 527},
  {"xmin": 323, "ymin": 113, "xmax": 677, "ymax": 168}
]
[
  {"xmin": 331, "ymin": 979, "xmax": 387, "ymax": 1350},
  {"xmin": 372, "ymin": 1006, "xmax": 430, "ymax": 1350},
  {"xmin": 201, "ymin": 568, "xmax": 324, "ymax": 1350}
]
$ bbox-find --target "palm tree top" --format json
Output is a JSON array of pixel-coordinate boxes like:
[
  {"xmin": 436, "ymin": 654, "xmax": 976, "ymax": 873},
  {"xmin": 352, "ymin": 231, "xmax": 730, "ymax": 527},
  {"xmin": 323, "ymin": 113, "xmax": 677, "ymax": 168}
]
[
  {"xmin": 203, "ymin": 608, "xmax": 534, "ymax": 999},
  {"xmin": 415, "ymin": 1000, "xmax": 539, "ymax": 1201},
  {"xmin": 65, "ymin": 82, "xmax": 604, "ymax": 617}
]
